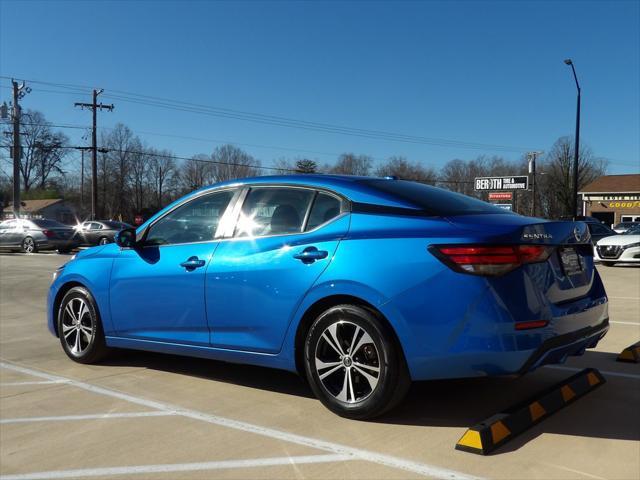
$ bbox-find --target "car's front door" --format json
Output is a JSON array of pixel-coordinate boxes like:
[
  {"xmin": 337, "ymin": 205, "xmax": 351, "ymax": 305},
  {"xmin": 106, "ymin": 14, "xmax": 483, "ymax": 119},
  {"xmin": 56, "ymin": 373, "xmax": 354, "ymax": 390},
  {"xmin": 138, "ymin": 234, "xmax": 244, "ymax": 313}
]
[
  {"xmin": 206, "ymin": 186, "xmax": 349, "ymax": 353},
  {"xmin": 109, "ymin": 188, "xmax": 239, "ymax": 345}
]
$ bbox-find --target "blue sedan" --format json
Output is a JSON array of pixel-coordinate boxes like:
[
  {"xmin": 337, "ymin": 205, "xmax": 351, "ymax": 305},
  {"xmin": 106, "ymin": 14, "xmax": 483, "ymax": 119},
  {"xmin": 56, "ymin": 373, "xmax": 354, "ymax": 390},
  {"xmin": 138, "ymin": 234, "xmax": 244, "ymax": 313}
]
[{"xmin": 48, "ymin": 175, "xmax": 609, "ymax": 419}]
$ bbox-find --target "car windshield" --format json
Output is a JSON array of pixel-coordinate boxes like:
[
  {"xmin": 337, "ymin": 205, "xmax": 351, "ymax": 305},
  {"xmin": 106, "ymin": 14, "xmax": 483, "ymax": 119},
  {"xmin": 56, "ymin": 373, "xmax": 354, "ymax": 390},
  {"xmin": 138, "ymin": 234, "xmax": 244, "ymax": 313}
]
[
  {"xmin": 30, "ymin": 219, "xmax": 68, "ymax": 228},
  {"xmin": 623, "ymin": 225, "xmax": 640, "ymax": 235},
  {"xmin": 360, "ymin": 179, "xmax": 511, "ymax": 216}
]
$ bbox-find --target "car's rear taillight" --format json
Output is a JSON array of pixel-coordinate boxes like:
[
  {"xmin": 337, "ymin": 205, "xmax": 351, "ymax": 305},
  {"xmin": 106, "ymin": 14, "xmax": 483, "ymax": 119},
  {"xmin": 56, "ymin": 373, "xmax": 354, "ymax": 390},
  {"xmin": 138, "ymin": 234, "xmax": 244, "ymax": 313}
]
[
  {"xmin": 43, "ymin": 229, "xmax": 55, "ymax": 238},
  {"xmin": 431, "ymin": 245, "xmax": 552, "ymax": 276}
]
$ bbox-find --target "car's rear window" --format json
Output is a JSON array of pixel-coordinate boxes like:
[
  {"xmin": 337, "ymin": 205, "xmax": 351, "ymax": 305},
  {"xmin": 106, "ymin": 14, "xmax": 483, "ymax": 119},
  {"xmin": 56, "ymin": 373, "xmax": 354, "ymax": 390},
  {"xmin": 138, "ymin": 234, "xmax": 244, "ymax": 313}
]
[
  {"xmin": 103, "ymin": 221, "xmax": 127, "ymax": 229},
  {"xmin": 30, "ymin": 219, "xmax": 68, "ymax": 228},
  {"xmin": 360, "ymin": 179, "xmax": 511, "ymax": 216}
]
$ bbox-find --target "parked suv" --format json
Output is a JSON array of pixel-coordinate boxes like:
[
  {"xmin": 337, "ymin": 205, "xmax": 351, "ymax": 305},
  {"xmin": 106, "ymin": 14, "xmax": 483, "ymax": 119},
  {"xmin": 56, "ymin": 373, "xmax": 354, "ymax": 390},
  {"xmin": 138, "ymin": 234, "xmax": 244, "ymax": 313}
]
[
  {"xmin": 73, "ymin": 220, "xmax": 132, "ymax": 246},
  {"xmin": 0, "ymin": 218, "xmax": 78, "ymax": 253}
]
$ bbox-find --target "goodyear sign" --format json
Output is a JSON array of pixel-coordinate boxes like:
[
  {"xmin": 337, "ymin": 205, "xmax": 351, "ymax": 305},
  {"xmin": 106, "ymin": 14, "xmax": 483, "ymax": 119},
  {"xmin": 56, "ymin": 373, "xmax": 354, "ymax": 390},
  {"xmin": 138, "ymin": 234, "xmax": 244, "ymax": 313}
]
[
  {"xmin": 475, "ymin": 176, "xmax": 529, "ymax": 191},
  {"xmin": 607, "ymin": 201, "xmax": 640, "ymax": 209}
]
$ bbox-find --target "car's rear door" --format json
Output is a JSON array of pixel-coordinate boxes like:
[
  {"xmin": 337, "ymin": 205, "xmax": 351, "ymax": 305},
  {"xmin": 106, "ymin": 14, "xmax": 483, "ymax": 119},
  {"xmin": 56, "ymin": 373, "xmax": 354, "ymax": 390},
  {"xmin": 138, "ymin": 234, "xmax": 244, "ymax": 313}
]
[
  {"xmin": 206, "ymin": 186, "xmax": 349, "ymax": 353},
  {"xmin": 109, "ymin": 188, "xmax": 239, "ymax": 345}
]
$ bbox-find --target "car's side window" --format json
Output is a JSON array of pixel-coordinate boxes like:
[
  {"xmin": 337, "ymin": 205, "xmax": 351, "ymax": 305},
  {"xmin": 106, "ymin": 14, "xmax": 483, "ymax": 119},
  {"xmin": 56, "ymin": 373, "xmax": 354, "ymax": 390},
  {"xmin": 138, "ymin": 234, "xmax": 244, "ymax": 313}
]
[
  {"xmin": 235, "ymin": 187, "xmax": 314, "ymax": 238},
  {"xmin": 89, "ymin": 223, "xmax": 102, "ymax": 230},
  {"xmin": 305, "ymin": 192, "xmax": 342, "ymax": 231},
  {"xmin": 590, "ymin": 224, "xmax": 609, "ymax": 235},
  {"xmin": 145, "ymin": 190, "xmax": 235, "ymax": 246}
]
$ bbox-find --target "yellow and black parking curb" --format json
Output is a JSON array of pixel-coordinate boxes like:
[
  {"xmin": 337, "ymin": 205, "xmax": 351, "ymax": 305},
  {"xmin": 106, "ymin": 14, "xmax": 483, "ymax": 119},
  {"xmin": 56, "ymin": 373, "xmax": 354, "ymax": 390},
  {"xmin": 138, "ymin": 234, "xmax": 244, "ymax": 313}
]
[
  {"xmin": 455, "ymin": 368, "xmax": 605, "ymax": 455},
  {"xmin": 616, "ymin": 342, "xmax": 640, "ymax": 363}
]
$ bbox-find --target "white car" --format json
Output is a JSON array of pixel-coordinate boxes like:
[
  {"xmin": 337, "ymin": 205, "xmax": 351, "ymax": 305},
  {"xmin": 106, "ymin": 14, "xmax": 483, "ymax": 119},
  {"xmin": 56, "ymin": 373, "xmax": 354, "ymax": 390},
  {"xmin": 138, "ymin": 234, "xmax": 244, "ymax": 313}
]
[
  {"xmin": 594, "ymin": 224, "xmax": 640, "ymax": 266},
  {"xmin": 612, "ymin": 221, "xmax": 639, "ymax": 234}
]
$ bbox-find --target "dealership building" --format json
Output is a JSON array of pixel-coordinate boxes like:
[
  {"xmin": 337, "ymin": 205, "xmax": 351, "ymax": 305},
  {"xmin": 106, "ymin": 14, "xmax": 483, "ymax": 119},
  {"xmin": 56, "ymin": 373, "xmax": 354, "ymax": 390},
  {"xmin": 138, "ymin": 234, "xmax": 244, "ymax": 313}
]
[{"xmin": 580, "ymin": 174, "xmax": 640, "ymax": 226}]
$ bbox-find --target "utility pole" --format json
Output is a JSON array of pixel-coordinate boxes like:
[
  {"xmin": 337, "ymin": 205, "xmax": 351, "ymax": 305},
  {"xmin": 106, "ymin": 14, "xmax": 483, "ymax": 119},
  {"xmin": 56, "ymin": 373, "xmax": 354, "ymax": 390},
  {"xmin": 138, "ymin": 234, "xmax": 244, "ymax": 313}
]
[
  {"xmin": 75, "ymin": 90, "xmax": 113, "ymax": 220},
  {"xmin": 11, "ymin": 80, "xmax": 30, "ymax": 218},
  {"xmin": 75, "ymin": 146, "xmax": 92, "ymax": 212},
  {"xmin": 527, "ymin": 151, "xmax": 544, "ymax": 217}
]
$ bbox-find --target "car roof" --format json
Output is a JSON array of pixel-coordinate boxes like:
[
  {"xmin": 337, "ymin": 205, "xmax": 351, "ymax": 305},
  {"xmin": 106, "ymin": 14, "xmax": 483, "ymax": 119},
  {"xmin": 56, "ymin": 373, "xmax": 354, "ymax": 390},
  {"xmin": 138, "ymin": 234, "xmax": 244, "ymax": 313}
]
[
  {"xmin": 136, "ymin": 175, "xmax": 422, "ymax": 232},
  {"xmin": 193, "ymin": 175, "xmax": 421, "ymax": 208}
]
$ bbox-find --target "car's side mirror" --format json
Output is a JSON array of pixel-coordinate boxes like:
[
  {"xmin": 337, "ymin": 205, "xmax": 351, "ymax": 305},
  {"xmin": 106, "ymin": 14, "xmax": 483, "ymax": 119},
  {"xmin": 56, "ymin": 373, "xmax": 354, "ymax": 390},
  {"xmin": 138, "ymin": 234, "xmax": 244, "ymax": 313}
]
[{"xmin": 115, "ymin": 228, "xmax": 137, "ymax": 248}]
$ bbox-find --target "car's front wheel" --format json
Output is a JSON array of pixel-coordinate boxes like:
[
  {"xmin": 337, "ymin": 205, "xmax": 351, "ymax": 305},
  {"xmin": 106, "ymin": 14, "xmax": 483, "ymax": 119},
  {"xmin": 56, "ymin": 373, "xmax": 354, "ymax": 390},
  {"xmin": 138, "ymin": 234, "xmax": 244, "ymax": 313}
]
[
  {"xmin": 58, "ymin": 287, "xmax": 109, "ymax": 364},
  {"xmin": 304, "ymin": 304, "xmax": 410, "ymax": 420}
]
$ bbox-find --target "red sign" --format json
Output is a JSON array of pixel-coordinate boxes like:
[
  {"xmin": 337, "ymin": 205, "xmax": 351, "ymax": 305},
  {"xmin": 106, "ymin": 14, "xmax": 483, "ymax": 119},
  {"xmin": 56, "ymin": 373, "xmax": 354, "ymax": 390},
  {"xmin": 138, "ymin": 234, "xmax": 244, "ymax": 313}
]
[
  {"xmin": 488, "ymin": 192, "xmax": 513, "ymax": 200},
  {"xmin": 134, "ymin": 215, "xmax": 143, "ymax": 225}
]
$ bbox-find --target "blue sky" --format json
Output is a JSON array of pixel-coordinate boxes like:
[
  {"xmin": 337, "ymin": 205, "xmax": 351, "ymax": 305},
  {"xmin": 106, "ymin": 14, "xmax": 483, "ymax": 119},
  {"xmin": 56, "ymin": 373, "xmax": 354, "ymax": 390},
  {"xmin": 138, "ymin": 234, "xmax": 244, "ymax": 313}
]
[{"xmin": 1, "ymin": 0, "xmax": 638, "ymax": 174}]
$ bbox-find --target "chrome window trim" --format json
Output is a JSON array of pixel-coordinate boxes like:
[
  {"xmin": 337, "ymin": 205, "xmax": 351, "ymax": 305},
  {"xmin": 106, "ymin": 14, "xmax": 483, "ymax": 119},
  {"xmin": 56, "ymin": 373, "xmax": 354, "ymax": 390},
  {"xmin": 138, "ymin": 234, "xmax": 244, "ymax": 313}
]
[
  {"xmin": 227, "ymin": 184, "xmax": 349, "ymax": 242},
  {"xmin": 134, "ymin": 183, "xmax": 350, "ymax": 248},
  {"xmin": 138, "ymin": 187, "xmax": 242, "ymax": 248}
]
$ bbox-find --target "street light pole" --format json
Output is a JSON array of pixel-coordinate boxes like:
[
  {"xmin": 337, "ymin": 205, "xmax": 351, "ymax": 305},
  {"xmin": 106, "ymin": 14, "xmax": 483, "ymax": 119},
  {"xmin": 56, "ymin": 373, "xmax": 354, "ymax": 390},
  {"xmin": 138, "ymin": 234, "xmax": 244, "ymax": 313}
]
[{"xmin": 564, "ymin": 59, "xmax": 581, "ymax": 219}]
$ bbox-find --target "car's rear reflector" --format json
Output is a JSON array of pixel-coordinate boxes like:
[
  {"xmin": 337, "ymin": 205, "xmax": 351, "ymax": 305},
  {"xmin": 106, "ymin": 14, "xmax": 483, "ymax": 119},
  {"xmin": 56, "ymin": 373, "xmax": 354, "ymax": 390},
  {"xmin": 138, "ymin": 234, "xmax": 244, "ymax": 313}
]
[
  {"xmin": 431, "ymin": 245, "xmax": 552, "ymax": 276},
  {"xmin": 43, "ymin": 229, "xmax": 55, "ymax": 238},
  {"xmin": 515, "ymin": 320, "xmax": 549, "ymax": 330}
]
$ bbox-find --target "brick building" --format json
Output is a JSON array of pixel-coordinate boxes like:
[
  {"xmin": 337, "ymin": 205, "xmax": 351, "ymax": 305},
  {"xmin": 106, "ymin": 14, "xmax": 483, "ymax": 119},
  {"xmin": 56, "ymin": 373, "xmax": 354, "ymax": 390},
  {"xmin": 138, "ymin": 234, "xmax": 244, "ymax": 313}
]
[{"xmin": 580, "ymin": 174, "xmax": 640, "ymax": 227}]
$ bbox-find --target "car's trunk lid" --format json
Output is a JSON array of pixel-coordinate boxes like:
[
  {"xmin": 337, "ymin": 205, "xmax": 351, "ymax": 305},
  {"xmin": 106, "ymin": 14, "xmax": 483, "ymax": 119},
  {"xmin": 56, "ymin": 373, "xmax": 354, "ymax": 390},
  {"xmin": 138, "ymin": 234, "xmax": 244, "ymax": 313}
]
[{"xmin": 447, "ymin": 214, "xmax": 594, "ymax": 303}]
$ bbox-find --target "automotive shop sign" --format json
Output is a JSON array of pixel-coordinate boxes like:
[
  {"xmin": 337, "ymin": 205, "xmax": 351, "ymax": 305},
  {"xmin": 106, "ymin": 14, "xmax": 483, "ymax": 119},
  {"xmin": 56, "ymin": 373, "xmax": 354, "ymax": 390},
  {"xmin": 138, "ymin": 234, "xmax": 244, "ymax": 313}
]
[{"xmin": 474, "ymin": 176, "xmax": 529, "ymax": 191}]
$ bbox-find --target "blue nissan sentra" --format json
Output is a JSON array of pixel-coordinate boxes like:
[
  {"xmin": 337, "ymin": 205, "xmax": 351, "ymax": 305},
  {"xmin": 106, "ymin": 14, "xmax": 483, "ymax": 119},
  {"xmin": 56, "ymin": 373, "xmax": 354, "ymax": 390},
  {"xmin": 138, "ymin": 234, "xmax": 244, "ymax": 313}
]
[{"xmin": 48, "ymin": 175, "xmax": 609, "ymax": 419}]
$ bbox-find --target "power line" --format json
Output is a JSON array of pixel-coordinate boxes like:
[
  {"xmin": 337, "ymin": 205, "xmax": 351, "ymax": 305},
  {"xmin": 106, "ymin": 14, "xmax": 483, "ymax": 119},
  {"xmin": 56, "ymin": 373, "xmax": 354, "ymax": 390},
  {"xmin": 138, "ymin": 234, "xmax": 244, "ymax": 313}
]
[
  {"xmin": 5, "ymin": 77, "xmax": 636, "ymax": 168},
  {"xmin": 0, "ymin": 143, "xmax": 477, "ymax": 183},
  {"xmin": 0, "ymin": 75, "xmax": 534, "ymax": 153}
]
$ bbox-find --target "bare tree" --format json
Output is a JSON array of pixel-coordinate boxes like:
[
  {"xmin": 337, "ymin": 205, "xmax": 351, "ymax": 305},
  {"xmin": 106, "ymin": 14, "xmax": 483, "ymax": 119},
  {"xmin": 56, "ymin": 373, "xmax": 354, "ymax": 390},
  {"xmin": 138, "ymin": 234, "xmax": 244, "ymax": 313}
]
[
  {"xmin": 2, "ymin": 110, "xmax": 69, "ymax": 191},
  {"xmin": 210, "ymin": 144, "xmax": 261, "ymax": 182},
  {"xmin": 271, "ymin": 157, "xmax": 296, "ymax": 174},
  {"xmin": 537, "ymin": 136, "xmax": 607, "ymax": 218},
  {"xmin": 180, "ymin": 155, "xmax": 214, "ymax": 192},
  {"xmin": 375, "ymin": 156, "xmax": 437, "ymax": 184},
  {"xmin": 128, "ymin": 148, "xmax": 148, "ymax": 216},
  {"xmin": 148, "ymin": 149, "xmax": 178, "ymax": 209},
  {"xmin": 329, "ymin": 153, "xmax": 372, "ymax": 176}
]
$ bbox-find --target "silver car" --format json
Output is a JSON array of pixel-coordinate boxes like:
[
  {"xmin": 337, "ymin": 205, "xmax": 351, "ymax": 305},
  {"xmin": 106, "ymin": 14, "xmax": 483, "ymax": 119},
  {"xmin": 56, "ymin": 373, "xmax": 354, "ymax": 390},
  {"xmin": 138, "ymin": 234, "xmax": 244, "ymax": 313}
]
[{"xmin": 0, "ymin": 218, "xmax": 79, "ymax": 254}]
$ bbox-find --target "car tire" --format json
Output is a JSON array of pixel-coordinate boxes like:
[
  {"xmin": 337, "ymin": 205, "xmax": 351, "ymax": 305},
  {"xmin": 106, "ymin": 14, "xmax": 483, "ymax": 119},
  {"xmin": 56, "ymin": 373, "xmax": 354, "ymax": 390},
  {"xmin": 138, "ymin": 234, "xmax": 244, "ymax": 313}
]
[
  {"xmin": 21, "ymin": 237, "xmax": 37, "ymax": 254},
  {"xmin": 304, "ymin": 304, "xmax": 410, "ymax": 420},
  {"xmin": 98, "ymin": 237, "xmax": 110, "ymax": 245},
  {"xmin": 57, "ymin": 287, "xmax": 110, "ymax": 364},
  {"xmin": 57, "ymin": 249, "xmax": 71, "ymax": 254}
]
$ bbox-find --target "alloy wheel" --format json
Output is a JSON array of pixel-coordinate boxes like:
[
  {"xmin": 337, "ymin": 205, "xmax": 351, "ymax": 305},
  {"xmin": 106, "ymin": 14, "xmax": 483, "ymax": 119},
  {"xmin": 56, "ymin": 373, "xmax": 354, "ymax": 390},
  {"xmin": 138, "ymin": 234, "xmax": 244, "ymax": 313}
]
[
  {"xmin": 22, "ymin": 238, "xmax": 35, "ymax": 254},
  {"xmin": 99, "ymin": 237, "xmax": 109, "ymax": 245},
  {"xmin": 314, "ymin": 320, "xmax": 381, "ymax": 403},
  {"xmin": 61, "ymin": 298, "xmax": 94, "ymax": 356}
]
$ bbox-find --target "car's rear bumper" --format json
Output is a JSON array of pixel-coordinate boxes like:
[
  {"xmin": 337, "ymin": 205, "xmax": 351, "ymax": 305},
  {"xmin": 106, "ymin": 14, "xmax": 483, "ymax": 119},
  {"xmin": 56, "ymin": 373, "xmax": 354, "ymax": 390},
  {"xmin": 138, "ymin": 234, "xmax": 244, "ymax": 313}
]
[{"xmin": 517, "ymin": 318, "xmax": 609, "ymax": 374}]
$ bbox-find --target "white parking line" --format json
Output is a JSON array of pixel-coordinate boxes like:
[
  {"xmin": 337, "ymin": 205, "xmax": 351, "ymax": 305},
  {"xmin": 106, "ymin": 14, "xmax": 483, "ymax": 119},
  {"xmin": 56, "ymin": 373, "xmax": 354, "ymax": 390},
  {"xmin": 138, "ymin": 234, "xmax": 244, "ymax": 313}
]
[
  {"xmin": 609, "ymin": 321, "xmax": 640, "ymax": 326},
  {"xmin": 0, "ymin": 361, "xmax": 481, "ymax": 480},
  {"xmin": 544, "ymin": 365, "xmax": 640, "ymax": 380},
  {"xmin": 0, "ymin": 411, "xmax": 175, "ymax": 425},
  {"xmin": 0, "ymin": 380, "xmax": 69, "ymax": 386},
  {"xmin": 0, "ymin": 454, "xmax": 352, "ymax": 480}
]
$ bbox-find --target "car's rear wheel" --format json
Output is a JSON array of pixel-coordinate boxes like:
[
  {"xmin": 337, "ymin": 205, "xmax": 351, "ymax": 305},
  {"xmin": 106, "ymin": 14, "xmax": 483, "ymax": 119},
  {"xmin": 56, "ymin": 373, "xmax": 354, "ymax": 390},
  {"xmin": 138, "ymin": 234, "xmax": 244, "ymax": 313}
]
[
  {"xmin": 21, "ymin": 237, "xmax": 36, "ymax": 254},
  {"xmin": 304, "ymin": 304, "xmax": 410, "ymax": 420},
  {"xmin": 58, "ymin": 287, "xmax": 109, "ymax": 364},
  {"xmin": 99, "ymin": 237, "xmax": 109, "ymax": 245}
]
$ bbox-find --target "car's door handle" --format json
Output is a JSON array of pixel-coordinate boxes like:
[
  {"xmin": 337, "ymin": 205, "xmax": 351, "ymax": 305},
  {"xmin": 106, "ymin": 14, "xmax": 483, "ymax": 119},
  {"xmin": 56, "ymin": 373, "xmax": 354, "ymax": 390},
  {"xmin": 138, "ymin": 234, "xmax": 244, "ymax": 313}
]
[
  {"xmin": 180, "ymin": 256, "xmax": 206, "ymax": 271},
  {"xmin": 293, "ymin": 247, "xmax": 328, "ymax": 264}
]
